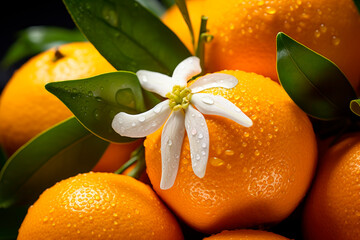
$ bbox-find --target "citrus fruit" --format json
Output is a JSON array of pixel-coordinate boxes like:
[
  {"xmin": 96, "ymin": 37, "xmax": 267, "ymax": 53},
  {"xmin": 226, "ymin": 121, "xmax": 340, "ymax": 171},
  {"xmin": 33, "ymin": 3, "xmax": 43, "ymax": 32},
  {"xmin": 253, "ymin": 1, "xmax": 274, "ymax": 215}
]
[
  {"xmin": 17, "ymin": 172, "xmax": 184, "ymax": 240},
  {"xmin": 0, "ymin": 42, "xmax": 116, "ymax": 156},
  {"xmin": 303, "ymin": 134, "xmax": 360, "ymax": 240},
  {"xmin": 203, "ymin": 229, "xmax": 289, "ymax": 240},
  {"xmin": 144, "ymin": 70, "xmax": 317, "ymax": 233},
  {"xmin": 163, "ymin": 0, "xmax": 360, "ymax": 92}
]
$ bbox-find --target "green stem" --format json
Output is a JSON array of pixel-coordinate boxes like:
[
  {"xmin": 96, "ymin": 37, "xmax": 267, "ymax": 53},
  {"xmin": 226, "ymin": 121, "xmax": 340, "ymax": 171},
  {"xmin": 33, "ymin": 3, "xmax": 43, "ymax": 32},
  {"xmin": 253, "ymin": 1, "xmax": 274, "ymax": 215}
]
[
  {"xmin": 195, "ymin": 16, "xmax": 213, "ymax": 74},
  {"xmin": 114, "ymin": 144, "xmax": 146, "ymax": 180},
  {"xmin": 127, "ymin": 148, "xmax": 146, "ymax": 180}
]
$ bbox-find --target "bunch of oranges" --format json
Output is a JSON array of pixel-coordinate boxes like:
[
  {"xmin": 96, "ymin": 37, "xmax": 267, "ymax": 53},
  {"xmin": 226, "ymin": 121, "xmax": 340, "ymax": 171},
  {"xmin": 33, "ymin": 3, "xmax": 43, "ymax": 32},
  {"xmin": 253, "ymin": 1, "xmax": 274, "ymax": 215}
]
[{"xmin": 1, "ymin": 0, "xmax": 360, "ymax": 239}]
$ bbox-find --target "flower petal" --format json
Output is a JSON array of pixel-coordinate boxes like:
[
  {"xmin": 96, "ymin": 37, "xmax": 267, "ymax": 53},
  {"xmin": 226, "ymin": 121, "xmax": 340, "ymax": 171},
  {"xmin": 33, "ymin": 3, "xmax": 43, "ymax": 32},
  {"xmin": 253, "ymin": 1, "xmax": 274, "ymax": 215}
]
[
  {"xmin": 189, "ymin": 73, "xmax": 238, "ymax": 93},
  {"xmin": 172, "ymin": 56, "xmax": 201, "ymax": 86},
  {"xmin": 160, "ymin": 111, "xmax": 185, "ymax": 190},
  {"xmin": 112, "ymin": 100, "xmax": 171, "ymax": 138},
  {"xmin": 192, "ymin": 93, "xmax": 253, "ymax": 127},
  {"xmin": 184, "ymin": 105, "xmax": 209, "ymax": 178},
  {"xmin": 136, "ymin": 70, "xmax": 174, "ymax": 97}
]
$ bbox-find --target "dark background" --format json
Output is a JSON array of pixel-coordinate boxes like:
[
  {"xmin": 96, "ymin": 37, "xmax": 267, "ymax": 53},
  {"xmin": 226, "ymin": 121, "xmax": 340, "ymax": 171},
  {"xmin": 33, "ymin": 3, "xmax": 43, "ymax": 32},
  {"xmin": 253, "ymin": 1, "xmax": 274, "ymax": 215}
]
[{"xmin": 0, "ymin": 0, "xmax": 76, "ymax": 91}]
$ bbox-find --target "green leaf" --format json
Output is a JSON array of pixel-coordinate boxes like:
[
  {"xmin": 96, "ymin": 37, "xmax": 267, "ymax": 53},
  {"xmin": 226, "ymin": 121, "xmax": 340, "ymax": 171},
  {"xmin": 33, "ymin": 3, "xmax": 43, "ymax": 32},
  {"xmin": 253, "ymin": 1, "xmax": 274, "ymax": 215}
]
[
  {"xmin": 276, "ymin": 32, "xmax": 357, "ymax": 120},
  {"xmin": 46, "ymin": 71, "xmax": 152, "ymax": 143},
  {"xmin": 0, "ymin": 117, "xmax": 109, "ymax": 208},
  {"xmin": 175, "ymin": 0, "xmax": 195, "ymax": 48},
  {"xmin": 136, "ymin": 0, "xmax": 166, "ymax": 17},
  {"xmin": 63, "ymin": 0, "xmax": 191, "ymax": 74},
  {"xmin": 0, "ymin": 205, "xmax": 28, "ymax": 239},
  {"xmin": 350, "ymin": 99, "xmax": 360, "ymax": 117},
  {"xmin": 354, "ymin": 0, "xmax": 360, "ymax": 14},
  {"xmin": 1, "ymin": 26, "xmax": 85, "ymax": 67}
]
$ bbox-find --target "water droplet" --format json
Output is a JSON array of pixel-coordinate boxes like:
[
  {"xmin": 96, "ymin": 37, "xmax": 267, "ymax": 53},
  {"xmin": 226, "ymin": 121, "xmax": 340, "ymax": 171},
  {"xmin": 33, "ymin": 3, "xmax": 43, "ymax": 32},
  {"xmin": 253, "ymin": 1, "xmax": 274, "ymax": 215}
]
[
  {"xmin": 43, "ymin": 216, "xmax": 49, "ymax": 222},
  {"xmin": 242, "ymin": 142, "xmax": 248, "ymax": 147},
  {"xmin": 195, "ymin": 154, "xmax": 201, "ymax": 160},
  {"xmin": 320, "ymin": 24, "xmax": 327, "ymax": 33},
  {"xmin": 265, "ymin": 6, "xmax": 277, "ymax": 14},
  {"xmin": 230, "ymin": 23, "xmax": 235, "ymax": 30},
  {"xmin": 198, "ymin": 133, "xmax": 204, "ymax": 139},
  {"xmin": 226, "ymin": 163, "xmax": 232, "ymax": 169},
  {"xmin": 116, "ymin": 88, "xmax": 135, "ymax": 108},
  {"xmin": 225, "ymin": 150, "xmax": 234, "ymax": 156},
  {"xmin": 243, "ymin": 132, "xmax": 250, "ymax": 137},
  {"xmin": 131, "ymin": 122, "xmax": 136, "ymax": 127},
  {"xmin": 210, "ymin": 157, "xmax": 225, "ymax": 167},
  {"xmin": 201, "ymin": 143, "xmax": 207, "ymax": 148},
  {"xmin": 201, "ymin": 96, "xmax": 214, "ymax": 105},
  {"xmin": 135, "ymin": 209, "xmax": 140, "ymax": 214},
  {"xmin": 314, "ymin": 29, "xmax": 321, "ymax": 38},
  {"xmin": 114, "ymin": 221, "xmax": 118, "ymax": 225},
  {"xmin": 167, "ymin": 139, "xmax": 173, "ymax": 146},
  {"xmin": 102, "ymin": 4, "xmax": 118, "ymax": 27},
  {"xmin": 191, "ymin": 128, "xmax": 197, "ymax": 136},
  {"xmin": 94, "ymin": 109, "xmax": 101, "ymax": 120},
  {"xmin": 332, "ymin": 36, "xmax": 341, "ymax": 46},
  {"xmin": 257, "ymin": 0, "xmax": 265, "ymax": 6},
  {"xmin": 242, "ymin": 167, "xmax": 248, "ymax": 173},
  {"xmin": 254, "ymin": 150, "xmax": 260, "ymax": 156}
]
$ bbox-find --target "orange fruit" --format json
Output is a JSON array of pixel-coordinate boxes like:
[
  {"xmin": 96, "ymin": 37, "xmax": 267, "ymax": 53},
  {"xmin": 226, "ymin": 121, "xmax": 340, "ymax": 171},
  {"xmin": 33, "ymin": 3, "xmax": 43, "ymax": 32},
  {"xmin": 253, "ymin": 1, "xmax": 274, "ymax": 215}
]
[
  {"xmin": 0, "ymin": 42, "xmax": 116, "ymax": 156},
  {"xmin": 145, "ymin": 70, "xmax": 317, "ymax": 233},
  {"xmin": 303, "ymin": 134, "xmax": 360, "ymax": 240},
  {"xmin": 203, "ymin": 229, "xmax": 289, "ymax": 240},
  {"xmin": 17, "ymin": 172, "xmax": 184, "ymax": 240},
  {"xmin": 163, "ymin": 0, "xmax": 360, "ymax": 92}
]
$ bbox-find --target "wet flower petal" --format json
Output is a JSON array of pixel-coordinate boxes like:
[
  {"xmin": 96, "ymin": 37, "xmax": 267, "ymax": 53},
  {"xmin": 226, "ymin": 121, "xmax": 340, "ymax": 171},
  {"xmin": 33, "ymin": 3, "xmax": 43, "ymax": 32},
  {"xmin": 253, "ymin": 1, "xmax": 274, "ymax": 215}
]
[
  {"xmin": 172, "ymin": 56, "xmax": 201, "ymax": 86},
  {"xmin": 192, "ymin": 93, "xmax": 253, "ymax": 127},
  {"xmin": 112, "ymin": 100, "xmax": 171, "ymax": 138},
  {"xmin": 136, "ymin": 70, "xmax": 174, "ymax": 97},
  {"xmin": 189, "ymin": 73, "xmax": 238, "ymax": 93},
  {"xmin": 160, "ymin": 111, "xmax": 186, "ymax": 190},
  {"xmin": 184, "ymin": 105, "xmax": 209, "ymax": 178}
]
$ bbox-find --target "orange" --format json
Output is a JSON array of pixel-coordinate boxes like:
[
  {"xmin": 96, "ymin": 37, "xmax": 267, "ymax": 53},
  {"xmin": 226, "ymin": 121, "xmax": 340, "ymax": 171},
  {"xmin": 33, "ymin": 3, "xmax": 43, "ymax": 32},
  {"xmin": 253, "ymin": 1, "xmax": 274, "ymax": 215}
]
[
  {"xmin": 163, "ymin": 0, "xmax": 360, "ymax": 92},
  {"xmin": 203, "ymin": 229, "xmax": 289, "ymax": 240},
  {"xmin": 303, "ymin": 134, "xmax": 360, "ymax": 240},
  {"xmin": 17, "ymin": 172, "xmax": 184, "ymax": 240},
  {"xmin": 145, "ymin": 70, "xmax": 317, "ymax": 233},
  {"xmin": 0, "ymin": 42, "xmax": 116, "ymax": 156}
]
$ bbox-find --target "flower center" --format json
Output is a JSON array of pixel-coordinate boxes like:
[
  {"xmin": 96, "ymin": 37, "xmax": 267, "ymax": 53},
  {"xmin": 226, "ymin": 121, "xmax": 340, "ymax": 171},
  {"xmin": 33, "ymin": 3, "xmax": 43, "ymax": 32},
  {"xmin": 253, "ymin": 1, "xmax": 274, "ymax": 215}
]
[{"xmin": 166, "ymin": 85, "xmax": 193, "ymax": 111}]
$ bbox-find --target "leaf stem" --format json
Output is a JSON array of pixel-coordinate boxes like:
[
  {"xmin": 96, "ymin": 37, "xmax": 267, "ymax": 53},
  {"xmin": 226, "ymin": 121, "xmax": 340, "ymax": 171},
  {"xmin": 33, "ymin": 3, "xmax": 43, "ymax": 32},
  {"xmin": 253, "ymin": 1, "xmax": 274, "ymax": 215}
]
[
  {"xmin": 195, "ymin": 16, "xmax": 213, "ymax": 74},
  {"xmin": 114, "ymin": 144, "xmax": 145, "ymax": 180}
]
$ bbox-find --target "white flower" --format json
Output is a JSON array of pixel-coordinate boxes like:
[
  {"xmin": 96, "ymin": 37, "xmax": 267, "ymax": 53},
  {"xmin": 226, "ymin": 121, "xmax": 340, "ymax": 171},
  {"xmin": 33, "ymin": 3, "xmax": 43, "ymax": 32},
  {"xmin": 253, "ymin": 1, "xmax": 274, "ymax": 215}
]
[{"xmin": 112, "ymin": 57, "xmax": 252, "ymax": 189}]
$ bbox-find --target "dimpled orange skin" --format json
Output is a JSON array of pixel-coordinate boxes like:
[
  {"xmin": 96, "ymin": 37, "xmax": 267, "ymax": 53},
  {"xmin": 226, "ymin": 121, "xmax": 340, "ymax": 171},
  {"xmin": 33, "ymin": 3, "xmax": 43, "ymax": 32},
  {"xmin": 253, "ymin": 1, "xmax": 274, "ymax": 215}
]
[
  {"xmin": 145, "ymin": 70, "xmax": 317, "ymax": 233},
  {"xmin": 163, "ymin": 0, "xmax": 360, "ymax": 92},
  {"xmin": 17, "ymin": 172, "xmax": 184, "ymax": 240},
  {"xmin": 203, "ymin": 229, "xmax": 289, "ymax": 240},
  {"xmin": 303, "ymin": 134, "xmax": 360, "ymax": 240},
  {"xmin": 0, "ymin": 42, "xmax": 116, "ymax": 156}
]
